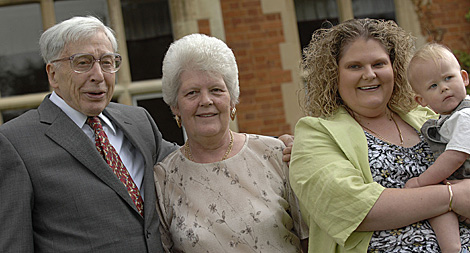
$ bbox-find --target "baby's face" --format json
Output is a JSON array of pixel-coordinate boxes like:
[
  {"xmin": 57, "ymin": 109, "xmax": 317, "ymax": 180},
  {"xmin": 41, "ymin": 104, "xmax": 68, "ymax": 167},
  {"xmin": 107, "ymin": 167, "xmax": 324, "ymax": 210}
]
[{"xmin": 410, "ymin": 56, "xmax": 469, "ymax": 115}]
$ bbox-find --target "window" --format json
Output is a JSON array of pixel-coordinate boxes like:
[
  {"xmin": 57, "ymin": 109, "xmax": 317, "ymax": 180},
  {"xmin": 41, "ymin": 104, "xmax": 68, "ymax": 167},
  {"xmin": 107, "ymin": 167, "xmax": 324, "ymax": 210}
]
[
  {"xmin": 295, "ymin": 0, "xmax": 396, "ymax": 52},
  {"xmin": 0, "ymin": 0, "xmax": 180, "ymax": 144},
  {"xmin": 0, "ymin": 3, "xmax": 48, "ymax": 122},
  {"xmin": 120, "ymin": 0, "xmax": 181, "ymax": 143},
  {"xmin": 55, "ymin": 0, "xmax": 109, "ymax": 23},
  {"xmin": 352, "ymin": 0, "xmax": 395, "ymax": 20},
  {"xmin": 295, "ymin": 0, "xmax": 339, "ymax": 51},
  {"xmin": 133, "ymin": 93, "xmax": 185, "ymax": 145},
  {"xmin": 121, "ymin": 0, "xmax": 173, "ymax": 81}
]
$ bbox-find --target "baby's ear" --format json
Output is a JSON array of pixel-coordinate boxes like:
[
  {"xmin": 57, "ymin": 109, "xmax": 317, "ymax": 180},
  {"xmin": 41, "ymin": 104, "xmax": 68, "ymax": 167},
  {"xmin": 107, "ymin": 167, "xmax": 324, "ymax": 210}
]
[
  {"xmin": 461, "ymin": 69, "xmax": 469, "ymax": 87},
  {"xmin": 414, "ymin": 95, "xmax": 428, "ymax": 107}
]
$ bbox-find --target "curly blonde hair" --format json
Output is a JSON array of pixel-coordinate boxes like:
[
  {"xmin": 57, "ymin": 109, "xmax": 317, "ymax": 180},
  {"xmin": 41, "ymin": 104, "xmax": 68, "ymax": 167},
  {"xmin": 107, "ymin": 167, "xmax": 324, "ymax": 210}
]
[{"xmin": 300, "ymin": 18, "xmax": 417, "ymax": 117}]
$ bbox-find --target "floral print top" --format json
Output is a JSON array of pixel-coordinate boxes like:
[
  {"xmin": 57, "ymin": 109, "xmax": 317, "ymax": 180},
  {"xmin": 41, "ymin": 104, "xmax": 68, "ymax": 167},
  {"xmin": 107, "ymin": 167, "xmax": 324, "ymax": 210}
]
[
  {"xmin": 364, "ymin": 131, "xmax": 470, "ymax": 252},
  {"xmin": 154, "ymin": 134, "xmax": 308, "ymax": 253}
]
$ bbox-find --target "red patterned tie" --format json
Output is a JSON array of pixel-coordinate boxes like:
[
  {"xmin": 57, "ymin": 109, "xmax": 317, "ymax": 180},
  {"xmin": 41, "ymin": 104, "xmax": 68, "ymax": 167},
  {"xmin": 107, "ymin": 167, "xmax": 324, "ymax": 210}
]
[{"xmin": 86, "ymin": 116, "xmax": 144, "ymax": 216}]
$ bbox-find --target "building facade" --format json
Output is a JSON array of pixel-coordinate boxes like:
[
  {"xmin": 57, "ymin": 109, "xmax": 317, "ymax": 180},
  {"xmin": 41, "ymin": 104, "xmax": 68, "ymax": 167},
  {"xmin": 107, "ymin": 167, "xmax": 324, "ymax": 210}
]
[{"xmin": 0, "ymin": 0, "xmax": 468, "ymax": 143}]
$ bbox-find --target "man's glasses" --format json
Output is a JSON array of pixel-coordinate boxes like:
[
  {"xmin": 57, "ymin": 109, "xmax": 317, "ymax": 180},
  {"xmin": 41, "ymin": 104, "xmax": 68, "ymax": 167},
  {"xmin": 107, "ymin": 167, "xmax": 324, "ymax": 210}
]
[{"xmin": 50, "ymin": 53, "xmax": 122, "ymax": 73}]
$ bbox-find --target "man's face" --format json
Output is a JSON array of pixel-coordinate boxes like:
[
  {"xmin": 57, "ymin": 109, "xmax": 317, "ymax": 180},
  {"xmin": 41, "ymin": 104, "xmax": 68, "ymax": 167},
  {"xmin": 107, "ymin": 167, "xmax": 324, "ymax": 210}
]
[{"xmin": 46, "ymin": 32, "xmax": 116, "ymax": 116}]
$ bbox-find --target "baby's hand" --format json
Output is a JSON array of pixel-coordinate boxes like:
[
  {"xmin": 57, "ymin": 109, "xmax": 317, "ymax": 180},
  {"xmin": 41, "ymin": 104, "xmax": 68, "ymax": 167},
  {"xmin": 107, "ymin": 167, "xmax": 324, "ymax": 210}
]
[{"xmin": 405, "ymin": 177, "xmax": 420, "ymax": 188}]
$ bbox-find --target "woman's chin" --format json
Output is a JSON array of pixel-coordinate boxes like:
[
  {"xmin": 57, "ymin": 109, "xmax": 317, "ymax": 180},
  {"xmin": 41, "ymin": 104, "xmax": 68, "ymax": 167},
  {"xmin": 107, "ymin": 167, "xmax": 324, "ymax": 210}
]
[{"xmin": 192, "ymin": 128, "xmax": 225, "ymax": 138}]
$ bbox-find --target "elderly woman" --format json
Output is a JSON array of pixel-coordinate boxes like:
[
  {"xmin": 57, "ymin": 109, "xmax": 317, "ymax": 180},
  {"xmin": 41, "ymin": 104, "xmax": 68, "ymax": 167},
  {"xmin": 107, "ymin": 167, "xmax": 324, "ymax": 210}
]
[
  {"xmin": 153, "ymin": 33, "xmax": 308, "ymax": 252},
  {"xmin": 290, "ymin": 18, "xmax": 470, "ymax": 252}
]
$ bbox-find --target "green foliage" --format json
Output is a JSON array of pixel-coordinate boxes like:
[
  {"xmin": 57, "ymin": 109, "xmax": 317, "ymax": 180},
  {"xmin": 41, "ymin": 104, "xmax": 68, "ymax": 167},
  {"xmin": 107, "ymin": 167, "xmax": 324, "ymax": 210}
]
[
  {"xmin": 456, "ymin": 9, "xmax": 470, "ymax": 74},
  {"xmin": 460, "ymin": 9, "xmax": 470, "ymax": 93},
  {"xmin": 455, "ymin": 50, "xmax": 470, "ymax": 73}
]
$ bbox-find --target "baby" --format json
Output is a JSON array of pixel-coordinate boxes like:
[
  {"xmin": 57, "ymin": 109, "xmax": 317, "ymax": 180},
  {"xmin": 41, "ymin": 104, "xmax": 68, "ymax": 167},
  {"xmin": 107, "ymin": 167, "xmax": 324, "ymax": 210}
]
[{"xmin": 406, "ymin": 43, "xmax": 470, "ymax": 253}]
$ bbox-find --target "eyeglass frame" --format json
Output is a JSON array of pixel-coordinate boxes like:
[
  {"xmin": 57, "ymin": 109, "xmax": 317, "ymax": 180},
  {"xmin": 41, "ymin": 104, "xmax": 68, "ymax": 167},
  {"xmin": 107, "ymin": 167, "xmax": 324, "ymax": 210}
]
[{"xmin": 49, "ymin": 53, "xmax": 122, "ymax": 74}]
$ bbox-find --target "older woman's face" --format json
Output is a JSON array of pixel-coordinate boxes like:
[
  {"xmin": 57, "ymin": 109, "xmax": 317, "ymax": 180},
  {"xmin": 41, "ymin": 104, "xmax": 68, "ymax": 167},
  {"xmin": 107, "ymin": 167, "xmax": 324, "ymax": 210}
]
[
  {"xmin": 337, "ymin": 38, "xmax": 394, "ymax": 118},
  {"xmin": 172, "ymin": 70, "xmax": 232, "ymax": 140}
]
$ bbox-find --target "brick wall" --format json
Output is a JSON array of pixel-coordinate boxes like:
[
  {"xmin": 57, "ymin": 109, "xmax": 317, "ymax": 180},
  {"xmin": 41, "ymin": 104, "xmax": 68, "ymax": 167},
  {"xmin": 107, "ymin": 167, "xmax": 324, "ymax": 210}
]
[
  {"xmin": 416, "ymin": 0, "xmax": 470, "ymax": 57},
  {"xmin": 196, "ymin": 0, "xmax": 470, "ymax": 136},
  {"xmin": 197, "ymin": 19, "xmax": 211, "ymax": 35},
  {"xmin": 197, "ymin": 0, "xmax": 292, "ymax": 136}
]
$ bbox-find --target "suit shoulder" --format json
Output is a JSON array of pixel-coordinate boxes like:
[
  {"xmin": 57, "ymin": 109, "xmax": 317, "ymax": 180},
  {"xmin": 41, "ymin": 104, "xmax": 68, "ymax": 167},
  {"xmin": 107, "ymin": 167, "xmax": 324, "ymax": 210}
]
[
  {"xmin": 107, "ymin": 102, "xmax": 146, "ymax": 113},
  {"xmin": 105, "ymin": 103, "xmax": 150, "ymax": 121},
  {"xmin": 0, "ymin": 109, "xmax": 40, "ymax": 133}
]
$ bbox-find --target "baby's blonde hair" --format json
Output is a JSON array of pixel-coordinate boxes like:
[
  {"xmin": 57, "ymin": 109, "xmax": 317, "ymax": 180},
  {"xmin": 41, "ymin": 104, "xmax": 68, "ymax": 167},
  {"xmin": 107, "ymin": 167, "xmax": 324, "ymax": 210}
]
[{"xmin": 407, "ymin": 43, "xmax": 460, "ymax": 88}]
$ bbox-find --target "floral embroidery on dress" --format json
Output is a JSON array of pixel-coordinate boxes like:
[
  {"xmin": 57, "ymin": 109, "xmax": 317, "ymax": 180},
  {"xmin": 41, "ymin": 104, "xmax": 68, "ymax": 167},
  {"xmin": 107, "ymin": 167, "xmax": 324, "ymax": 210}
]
[{"xmin": 154, "ymin": 134, "xmax": 308, "ymax": 253}]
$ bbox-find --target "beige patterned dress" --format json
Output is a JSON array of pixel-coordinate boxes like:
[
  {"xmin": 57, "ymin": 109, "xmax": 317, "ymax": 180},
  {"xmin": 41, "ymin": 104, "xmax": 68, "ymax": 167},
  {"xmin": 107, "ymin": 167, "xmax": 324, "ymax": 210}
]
[{"xmin": 154, "ymin": 134, "xmax": 308, "ymax": 253}]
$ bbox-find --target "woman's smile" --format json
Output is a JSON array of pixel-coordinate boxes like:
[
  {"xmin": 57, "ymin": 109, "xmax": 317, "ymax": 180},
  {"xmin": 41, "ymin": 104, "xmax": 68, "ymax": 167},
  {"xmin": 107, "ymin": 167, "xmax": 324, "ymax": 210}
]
[{"xmin": 358, "ymin": 85, "xmax": 380, "ymax": 91}]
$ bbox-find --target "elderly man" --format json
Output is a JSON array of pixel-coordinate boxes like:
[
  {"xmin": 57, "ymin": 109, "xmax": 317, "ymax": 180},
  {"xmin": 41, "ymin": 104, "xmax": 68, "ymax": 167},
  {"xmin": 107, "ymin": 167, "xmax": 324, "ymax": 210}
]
[{"xmin": 0, "ymin": 16, "xmax": 177, "ymax": 252}]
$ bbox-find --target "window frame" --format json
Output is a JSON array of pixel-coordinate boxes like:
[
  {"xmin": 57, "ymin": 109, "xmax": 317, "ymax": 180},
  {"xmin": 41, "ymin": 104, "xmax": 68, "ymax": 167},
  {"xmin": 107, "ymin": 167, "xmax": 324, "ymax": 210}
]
[
  {"xmin": 0, "ymin": 0, "xmax": 163, "ymax": 124},
  {"xmin": 0, "ymin": 0, "xmax": 422, "ymax": 126}
]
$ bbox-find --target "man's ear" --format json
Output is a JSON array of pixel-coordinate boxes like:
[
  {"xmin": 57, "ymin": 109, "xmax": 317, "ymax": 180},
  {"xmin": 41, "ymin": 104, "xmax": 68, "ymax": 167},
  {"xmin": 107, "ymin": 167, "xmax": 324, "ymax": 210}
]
[
  {"xmin": 415, "ymin": 95, "xmax": 428, "ymax": 107},
  {"xmin": 46, "ymin": 63, "xmax": 59, "ymax": 89}
]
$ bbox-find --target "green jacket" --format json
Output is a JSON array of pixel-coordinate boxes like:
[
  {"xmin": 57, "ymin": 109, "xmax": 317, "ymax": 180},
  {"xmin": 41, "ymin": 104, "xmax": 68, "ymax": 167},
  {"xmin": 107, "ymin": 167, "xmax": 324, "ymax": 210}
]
[{"xmin": 290, "ymin": 106, "xmax": 435, "ymax": 252}]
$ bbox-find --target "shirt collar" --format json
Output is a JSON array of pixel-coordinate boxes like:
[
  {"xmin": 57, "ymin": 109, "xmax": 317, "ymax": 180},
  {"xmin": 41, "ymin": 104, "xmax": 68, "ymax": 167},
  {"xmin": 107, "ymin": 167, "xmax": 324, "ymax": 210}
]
[{"xmin": 49, "ymin": 91, "xmax": 116, "ymax": 135}]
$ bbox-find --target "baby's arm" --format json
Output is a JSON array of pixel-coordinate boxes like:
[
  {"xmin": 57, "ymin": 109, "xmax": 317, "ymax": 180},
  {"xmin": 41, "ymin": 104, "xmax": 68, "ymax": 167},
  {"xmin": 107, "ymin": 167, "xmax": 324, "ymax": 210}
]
[
  {"xmin": 406, "ymin": 150, "xmax": 469, "ymax": 188},
  {"xmin": 429, "ymin": 211, "xmax": 461, "ymax": 253}
]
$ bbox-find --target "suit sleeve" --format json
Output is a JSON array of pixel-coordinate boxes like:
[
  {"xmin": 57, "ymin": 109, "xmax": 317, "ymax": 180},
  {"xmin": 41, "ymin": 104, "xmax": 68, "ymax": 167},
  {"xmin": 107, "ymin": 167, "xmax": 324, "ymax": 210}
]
[
  {"xmin": 0, "ymin": 132, "xmax": 34, "ymax": 252},
  {"xmin": 158, "ymin": 139, "xmax": 179, "ymax": 163},
  {"xmin": 143, "ymin": 109, "xmax": 179, "ymax": 163}
]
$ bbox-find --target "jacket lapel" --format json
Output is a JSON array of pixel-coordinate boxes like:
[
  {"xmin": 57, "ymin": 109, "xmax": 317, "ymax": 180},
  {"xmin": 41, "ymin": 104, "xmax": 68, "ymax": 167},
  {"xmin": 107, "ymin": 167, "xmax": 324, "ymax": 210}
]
[
  {"xmin": 39, "ymin": 98, "xmax": 140, "ymax": 215},
  {"xmin": 103, "ymin": 106, "xmax": 156, "ymax": 221},
  {"xmin": 320, "ymin": 106, "xmax": 436, "ymax": 183}
]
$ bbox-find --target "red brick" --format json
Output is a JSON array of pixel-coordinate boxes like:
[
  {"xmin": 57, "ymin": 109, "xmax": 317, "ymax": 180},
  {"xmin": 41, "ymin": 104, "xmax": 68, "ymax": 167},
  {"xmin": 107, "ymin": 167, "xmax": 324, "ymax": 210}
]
[
  {"xmin": 221, "ymin": 0, "xmax": 289, "ymax": 136},
  {"xmin": 197, "ymin": 19, "xmax": 211, "ymax": 35}
]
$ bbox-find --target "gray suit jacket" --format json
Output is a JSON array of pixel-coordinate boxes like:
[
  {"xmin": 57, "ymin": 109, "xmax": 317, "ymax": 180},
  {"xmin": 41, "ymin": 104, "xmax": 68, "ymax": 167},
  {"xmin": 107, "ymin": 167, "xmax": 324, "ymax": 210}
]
[{"xmin": 0, "ymin": 96, "xmax": 177, "ymax": 252}]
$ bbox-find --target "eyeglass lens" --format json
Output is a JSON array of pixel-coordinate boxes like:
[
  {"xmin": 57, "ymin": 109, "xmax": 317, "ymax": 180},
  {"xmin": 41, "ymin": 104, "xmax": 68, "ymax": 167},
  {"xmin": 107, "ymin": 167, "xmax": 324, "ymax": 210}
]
[{"xmin": 72, "ymin": 54, "xmax": 122, "ymax": 73}]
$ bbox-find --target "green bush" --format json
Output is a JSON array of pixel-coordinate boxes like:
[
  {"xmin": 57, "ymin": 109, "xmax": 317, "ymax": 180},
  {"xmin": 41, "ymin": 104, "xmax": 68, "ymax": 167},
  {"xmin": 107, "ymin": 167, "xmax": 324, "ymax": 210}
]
[
  {"xmin": 455, "ymin": 50, "xmax": 470, "ymax": 72},
  {"xmin": 457, "ymin": 9, "xmax": 470, "ymax": 94}
]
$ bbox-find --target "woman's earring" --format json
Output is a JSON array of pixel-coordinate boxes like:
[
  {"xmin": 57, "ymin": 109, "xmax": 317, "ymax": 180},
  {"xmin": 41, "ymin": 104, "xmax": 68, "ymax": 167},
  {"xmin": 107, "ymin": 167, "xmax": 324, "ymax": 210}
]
[
  {"xmin": 230, "ymin": 107, "xmax": 237, "ymax": 121},
  {"xmin": 175, "ymin": 115, "xmax": 182, "ymax": 128}
]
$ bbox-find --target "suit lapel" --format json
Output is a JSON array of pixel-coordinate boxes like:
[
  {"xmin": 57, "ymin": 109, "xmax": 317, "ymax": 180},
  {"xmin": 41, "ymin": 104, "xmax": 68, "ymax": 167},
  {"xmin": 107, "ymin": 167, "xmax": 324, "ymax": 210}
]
[
  {"xmin": 104, "ymin": 106, "xmax": 156, "ymax": 221},
  {"xmin": 39, "ymin": 98, "xmax": 140, "ymax": 215},
  {"xmin": 103, "ymin": 106, "xmax": 150, "ymax": 162}
]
